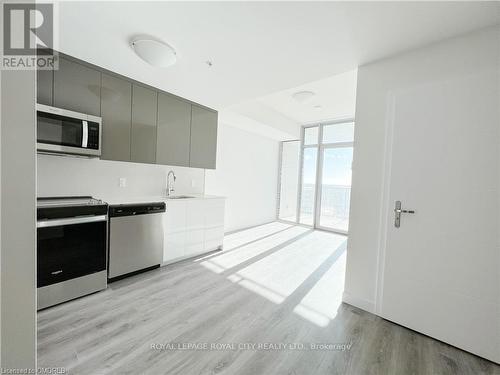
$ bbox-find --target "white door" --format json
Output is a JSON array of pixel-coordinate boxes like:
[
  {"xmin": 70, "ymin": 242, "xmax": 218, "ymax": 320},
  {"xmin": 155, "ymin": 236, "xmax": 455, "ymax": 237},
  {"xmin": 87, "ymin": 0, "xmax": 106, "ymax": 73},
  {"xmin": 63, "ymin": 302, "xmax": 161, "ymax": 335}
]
[{"xmin": 380, "ymin": 71, "xmax": 499, "ymax": 362}]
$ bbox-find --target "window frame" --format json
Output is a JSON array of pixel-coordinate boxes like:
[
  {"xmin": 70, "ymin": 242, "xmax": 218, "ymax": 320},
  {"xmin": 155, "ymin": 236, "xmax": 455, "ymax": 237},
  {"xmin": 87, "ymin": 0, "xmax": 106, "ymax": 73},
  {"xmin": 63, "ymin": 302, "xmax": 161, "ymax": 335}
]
[
  {"xmin": 277, "ymin": 139, "xmax": 301, "ymax": 224},
  {"xmin": 277, "ymin": 118, "xmax": 355, "ymax": 233}
]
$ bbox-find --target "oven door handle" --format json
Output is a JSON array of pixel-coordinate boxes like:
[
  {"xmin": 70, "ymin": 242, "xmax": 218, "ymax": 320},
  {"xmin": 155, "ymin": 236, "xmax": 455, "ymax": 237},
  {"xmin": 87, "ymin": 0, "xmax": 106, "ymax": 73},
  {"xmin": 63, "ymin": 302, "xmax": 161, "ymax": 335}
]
[{"xmin": 37, "ymin": 215, "xmax": 107, "ymax": 228}]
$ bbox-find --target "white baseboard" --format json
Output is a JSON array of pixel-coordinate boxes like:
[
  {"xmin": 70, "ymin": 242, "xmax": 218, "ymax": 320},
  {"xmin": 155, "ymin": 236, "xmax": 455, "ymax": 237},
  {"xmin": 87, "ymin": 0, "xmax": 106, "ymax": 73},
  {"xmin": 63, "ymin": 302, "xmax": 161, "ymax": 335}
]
[
  {"xmin": 224, "ymin": 220, "xmax": 277, "ymax": 235},
  {"xmin": 161, "ymin": 246, "xmax": 222, "ymax": 267},
  {"xmin": 342, "ymin": 291, "xmax": 376, "ymax": 314}
]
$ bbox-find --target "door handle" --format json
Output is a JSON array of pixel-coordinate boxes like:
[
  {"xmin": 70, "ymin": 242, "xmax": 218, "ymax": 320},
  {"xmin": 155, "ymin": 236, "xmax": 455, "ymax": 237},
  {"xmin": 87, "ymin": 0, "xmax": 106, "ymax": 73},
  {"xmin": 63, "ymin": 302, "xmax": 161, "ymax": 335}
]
[
  {"xmin": 37, "ymin": 215, "xmax": 107, "ymax": 228},
  {"xmin": 394, "ymin": 200, "xmax": 415, "ymax": 228}
]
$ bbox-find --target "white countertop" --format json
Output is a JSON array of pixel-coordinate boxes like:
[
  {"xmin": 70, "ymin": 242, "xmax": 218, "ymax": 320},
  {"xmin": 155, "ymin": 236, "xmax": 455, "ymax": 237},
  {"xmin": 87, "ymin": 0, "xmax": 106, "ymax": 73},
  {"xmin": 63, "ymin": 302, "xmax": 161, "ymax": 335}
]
[{"xmin": 103, "ymin": 194, "xmax": 226, "ymax": 206}]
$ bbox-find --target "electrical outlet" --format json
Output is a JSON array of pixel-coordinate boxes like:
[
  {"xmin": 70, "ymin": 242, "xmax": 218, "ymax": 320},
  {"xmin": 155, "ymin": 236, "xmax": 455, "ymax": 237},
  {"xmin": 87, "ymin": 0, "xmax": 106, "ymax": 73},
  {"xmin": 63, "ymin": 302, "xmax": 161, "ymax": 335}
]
[{"xmin": 119, "ymin": 177, "xmax": 127, "ymax": 188}]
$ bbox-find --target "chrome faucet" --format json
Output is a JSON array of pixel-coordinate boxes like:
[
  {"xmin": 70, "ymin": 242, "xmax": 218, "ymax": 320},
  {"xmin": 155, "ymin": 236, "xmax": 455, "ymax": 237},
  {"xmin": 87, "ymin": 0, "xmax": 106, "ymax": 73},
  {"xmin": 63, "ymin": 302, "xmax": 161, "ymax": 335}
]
[{"xmin": 166, "ymin": 170, "xmax": 176, "ymax": 197}]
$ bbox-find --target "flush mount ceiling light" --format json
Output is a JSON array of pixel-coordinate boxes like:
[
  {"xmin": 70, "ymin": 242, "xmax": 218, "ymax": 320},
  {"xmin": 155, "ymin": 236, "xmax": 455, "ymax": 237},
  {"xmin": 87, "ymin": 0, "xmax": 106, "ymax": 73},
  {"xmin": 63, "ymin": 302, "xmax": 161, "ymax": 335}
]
[
  {"xmin": 292, "ymin": 90, "xmax": 315, "ymax": 103},
  {"xmin": 131, "ymin": 38, "xmax": 177, "ymax": 68}
]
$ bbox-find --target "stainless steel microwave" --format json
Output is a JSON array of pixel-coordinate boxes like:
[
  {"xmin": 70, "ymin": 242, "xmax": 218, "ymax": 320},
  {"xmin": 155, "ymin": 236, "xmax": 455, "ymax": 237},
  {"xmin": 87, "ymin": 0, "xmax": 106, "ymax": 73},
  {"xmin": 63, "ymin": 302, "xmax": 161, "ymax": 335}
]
[{"xmin": 36, "ymin": 104, "xmax": 102, "ymax": 157}]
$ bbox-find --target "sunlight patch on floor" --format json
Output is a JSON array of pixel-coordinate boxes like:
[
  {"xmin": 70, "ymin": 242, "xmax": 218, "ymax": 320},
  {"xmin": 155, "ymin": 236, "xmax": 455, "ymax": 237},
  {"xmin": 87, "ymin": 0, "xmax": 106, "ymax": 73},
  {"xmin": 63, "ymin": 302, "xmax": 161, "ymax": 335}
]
[
  {"xmin": 232, "ymin": 231, "xmax": 345, "ymax": 304},
  {"xmin": 293, "ymin": 250, "xmax": 346, "ymax": 327},
  {"xmin": 239, "ymin": 279, "xmax": 287, "ymax": 304},
  {"xmin": 198, "ymin": 223, "xmax": 348, "ymax": 325},
  {"xmin": 200, "ymin": 261, "xmax": 226, "ymax": 273},
  {"xmin": 222, "ymin": 222, "xmax": 292, "ymax": 251},
  {"xmin": 199, "ymin": 226, "xmax": 309, "ymax": 273}
]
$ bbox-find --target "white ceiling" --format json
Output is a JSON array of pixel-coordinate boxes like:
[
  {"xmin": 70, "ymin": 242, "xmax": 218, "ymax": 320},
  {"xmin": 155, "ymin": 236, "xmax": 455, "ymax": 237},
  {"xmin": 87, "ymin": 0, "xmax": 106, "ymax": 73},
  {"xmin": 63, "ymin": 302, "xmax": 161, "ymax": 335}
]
[
  {"xmin": 230, "ymin": 69, "xmax": 358, "ymax": 131},
  {"xmin": 57, "ymin": 1, "xmax": 499, "ymax": 138}
]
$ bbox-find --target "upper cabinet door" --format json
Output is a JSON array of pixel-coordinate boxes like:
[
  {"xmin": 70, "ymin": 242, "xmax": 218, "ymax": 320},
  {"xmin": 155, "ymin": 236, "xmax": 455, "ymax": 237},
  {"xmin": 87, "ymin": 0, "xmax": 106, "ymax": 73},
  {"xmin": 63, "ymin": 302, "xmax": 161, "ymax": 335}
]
[
  {"xmin": 37, "ymin": 67, "xmax": 53, "ymax": 106},
  {"xmin": 131, "ymin": 85, "xmax": 158, "ymax": 164},
  {"xmin": 156, "ymin": 93, "xmax": 191, "ymax": 167},
  {"xmin": 100, "ymin": 74, "xmax": 132, "ymax": 162},
  {"xmin": 190, "ymin": 105, "xmax": 218, "ymax": 169},
  {"xmin": 53, "ymin": 57, "xmax": 101, "ymax": 116}
]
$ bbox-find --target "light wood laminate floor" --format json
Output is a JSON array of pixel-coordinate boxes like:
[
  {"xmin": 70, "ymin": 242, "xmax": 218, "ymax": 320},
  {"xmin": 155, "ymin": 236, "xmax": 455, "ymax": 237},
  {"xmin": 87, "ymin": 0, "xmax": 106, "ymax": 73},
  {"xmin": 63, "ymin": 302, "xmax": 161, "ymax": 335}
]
[{"xmin": 38, "ymin": 222, "xmax": 500, "ymax": 375}]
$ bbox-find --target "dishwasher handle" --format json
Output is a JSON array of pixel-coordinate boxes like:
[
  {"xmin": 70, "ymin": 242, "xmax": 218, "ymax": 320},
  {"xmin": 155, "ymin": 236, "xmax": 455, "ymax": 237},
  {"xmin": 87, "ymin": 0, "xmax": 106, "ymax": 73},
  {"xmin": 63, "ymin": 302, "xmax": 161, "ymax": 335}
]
[{"xmin": 109, "ymin": 202, "xmax": 166, "ymax": 217}]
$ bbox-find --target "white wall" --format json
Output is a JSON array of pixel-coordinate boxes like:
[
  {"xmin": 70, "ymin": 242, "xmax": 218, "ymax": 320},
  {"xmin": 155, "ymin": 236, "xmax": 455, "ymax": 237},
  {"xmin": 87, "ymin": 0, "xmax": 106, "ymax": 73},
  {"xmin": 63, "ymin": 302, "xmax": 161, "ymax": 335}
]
[
  {"xmin": 1, "ymin": 69, "xmax": 36, "ymax": 368},
  {"xmin": 0, "ymin": 65, "xmax": 2, "ymax": 367},
  {"xmin": 38, "ymin": 122, "xmax": 280, "ymax": 234},
  {"xmin": 205, "ymin": 122, "xmax": 280, "ymax": 232},
  {"xmin": 345, "ymin": 26, "xmax": 500, "ymax": 316},
  {"xmin": 37, "ymin": 155, "xmax": 205, "ymax": 202},
  {"xmin": 278, "ymin": 141, "xmax": 300, "ymax": 220}
]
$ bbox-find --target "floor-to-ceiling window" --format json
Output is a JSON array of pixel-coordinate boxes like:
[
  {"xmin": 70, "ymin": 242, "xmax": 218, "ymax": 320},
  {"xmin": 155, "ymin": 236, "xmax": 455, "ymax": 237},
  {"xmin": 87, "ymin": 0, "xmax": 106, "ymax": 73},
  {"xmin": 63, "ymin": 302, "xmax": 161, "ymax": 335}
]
[
  {"xmin": 278, "ymin": 140, "xmax": 301, "ymax": 222},
  {"xmin": 317, "ymin": 122, "xmax": 354, "ymax": 233},
  {"xmin": 298, "ymin": 126, "xmax": 319, "ymax": 226},
  {"xmin": 278, "ymin": 121, "xmax": 354, "ymax": 234}
]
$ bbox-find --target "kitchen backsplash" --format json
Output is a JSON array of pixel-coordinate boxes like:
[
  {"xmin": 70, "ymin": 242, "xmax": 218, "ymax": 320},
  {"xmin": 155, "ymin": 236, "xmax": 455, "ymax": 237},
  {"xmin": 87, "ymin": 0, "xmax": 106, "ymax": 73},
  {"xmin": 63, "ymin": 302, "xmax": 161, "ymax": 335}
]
[{"xmin": 37, "ymin": 154, "xmax": 205, "ymax": 201}]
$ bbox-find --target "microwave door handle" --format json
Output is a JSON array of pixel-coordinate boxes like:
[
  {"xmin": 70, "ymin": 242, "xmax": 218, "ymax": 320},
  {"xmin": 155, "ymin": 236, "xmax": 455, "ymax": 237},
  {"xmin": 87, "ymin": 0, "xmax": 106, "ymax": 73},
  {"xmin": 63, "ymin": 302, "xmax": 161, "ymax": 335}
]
[{"xmin": 82, "ymin": 120, "xmax": 88, "ymax": 148}]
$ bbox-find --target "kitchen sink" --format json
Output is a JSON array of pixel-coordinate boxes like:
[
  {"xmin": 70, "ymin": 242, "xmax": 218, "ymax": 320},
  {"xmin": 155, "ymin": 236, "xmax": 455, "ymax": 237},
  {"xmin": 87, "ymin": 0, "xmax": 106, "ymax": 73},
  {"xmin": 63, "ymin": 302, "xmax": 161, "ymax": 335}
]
[{"xmin": 167, "ymin": 195, "xmax": 194, "ymax": 199}]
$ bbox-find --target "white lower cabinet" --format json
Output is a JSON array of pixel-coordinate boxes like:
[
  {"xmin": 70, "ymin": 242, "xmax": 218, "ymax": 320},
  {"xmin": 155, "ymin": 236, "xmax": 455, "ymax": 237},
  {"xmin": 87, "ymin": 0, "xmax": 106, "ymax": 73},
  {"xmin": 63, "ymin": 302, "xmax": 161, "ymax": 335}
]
[
  {"xmin": 204, "ymin": 226, "xmax": 225, "ymax": 252},
  {"xmin": 162, "ymin": 200, "xmax": 187, "ymax": 263},
  {"xmin": 185, "ymin": 200, "xmax": 206, "ymax": 256},
  {"xmin": 162, "ymin": 198, "xmax": 225, "ymax": 264},
  {"xmin": 203, "ymin": 199, "xmax": 225, "ymax": 252}
]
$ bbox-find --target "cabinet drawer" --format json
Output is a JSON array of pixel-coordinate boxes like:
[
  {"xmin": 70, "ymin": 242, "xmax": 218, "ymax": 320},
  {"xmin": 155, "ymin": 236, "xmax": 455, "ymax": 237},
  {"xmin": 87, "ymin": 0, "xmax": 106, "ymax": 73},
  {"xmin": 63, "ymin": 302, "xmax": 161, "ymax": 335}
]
[
  {"xmin": 205, "ymin": 226, "xmax": 224, "ymax": 252},
  {"xmin": 165, "ymin": 200, "xmax": 187, "ymax": 234},
  {"xmin": 185, "ymin": 229, "xmax": 205, "ymax": 256},
  {"xmin": 163, "ymin": 232, "xmax": 186, "ymax": 262},
  {"xmin": 186, "ymin": 200, "xmax": 205, "ymax": 231}
]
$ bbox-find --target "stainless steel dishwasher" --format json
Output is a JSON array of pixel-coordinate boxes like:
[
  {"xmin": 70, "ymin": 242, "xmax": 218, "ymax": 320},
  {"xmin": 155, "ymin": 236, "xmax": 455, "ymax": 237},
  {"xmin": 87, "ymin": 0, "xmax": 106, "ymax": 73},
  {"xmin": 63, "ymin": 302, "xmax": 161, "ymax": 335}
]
[{"xmin": 108, "ymin": 202, "xmax": 166, "ymax": 281}]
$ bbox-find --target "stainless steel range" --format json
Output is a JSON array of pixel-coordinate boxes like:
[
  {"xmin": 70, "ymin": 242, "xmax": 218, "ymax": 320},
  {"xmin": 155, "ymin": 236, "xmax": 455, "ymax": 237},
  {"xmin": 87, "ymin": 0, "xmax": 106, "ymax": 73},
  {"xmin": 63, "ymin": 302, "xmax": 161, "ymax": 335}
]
[{"xmin": 37, "ymin": 196, "xmax": 108, "ymax": 309}]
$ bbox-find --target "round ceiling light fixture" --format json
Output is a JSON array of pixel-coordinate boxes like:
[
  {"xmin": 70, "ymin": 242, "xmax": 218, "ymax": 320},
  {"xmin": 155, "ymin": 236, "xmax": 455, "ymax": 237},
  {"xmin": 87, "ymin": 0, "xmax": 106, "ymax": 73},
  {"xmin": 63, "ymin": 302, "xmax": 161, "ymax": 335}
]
[
  {"xmin": 292, "ymin": 90, "xmax": 315, "ymax": 103},
  {"xmin": 131, "ymin": 38, "xmax": 177, "ymax": 68}
]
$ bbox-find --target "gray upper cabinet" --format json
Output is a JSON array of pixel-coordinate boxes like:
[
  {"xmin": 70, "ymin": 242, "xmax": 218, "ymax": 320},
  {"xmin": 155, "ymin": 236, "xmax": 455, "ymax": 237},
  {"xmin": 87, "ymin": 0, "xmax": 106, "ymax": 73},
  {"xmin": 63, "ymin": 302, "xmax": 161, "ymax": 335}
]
[
  {"xmin": 54, "ymin": 57, "xmax": 101, "ymax": 116},
  {"xmin": 131, "ymin": 85, "xmax": 158, "ymax": 164},
  {"xmin": 100, "ymin": 74, "xmax": 132, "ymax": 162},
  {"xmin": 156, "ymin": 93, "xmax": 191, "ymax": 167},
  {"xmin": 190, "ymin": 105, "xmax": 218, "ymax": 169},
  {"xmin": 40, "ymin": 53, "xmax": 218, "ymax": 167},
  {"xmin": 37, "ymin": 67, "xmax": 53, "ymax": 106}
]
